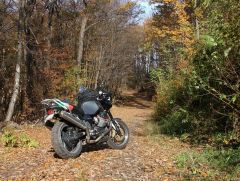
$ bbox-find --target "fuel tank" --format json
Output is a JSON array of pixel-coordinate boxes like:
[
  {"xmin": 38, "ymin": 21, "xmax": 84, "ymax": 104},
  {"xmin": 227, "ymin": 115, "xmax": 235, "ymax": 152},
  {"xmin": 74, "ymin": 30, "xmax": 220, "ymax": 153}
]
[{"xmin": 80, "ymin": 101, "xmax": 101, "ymax": 115}]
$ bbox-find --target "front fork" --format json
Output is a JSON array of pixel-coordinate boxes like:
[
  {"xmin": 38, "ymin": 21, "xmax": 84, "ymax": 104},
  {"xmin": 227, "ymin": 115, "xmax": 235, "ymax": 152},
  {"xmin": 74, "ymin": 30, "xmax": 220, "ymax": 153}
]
[{"xmin": 107, "ymin": 111, "xmax": 122, "ymax": 136}]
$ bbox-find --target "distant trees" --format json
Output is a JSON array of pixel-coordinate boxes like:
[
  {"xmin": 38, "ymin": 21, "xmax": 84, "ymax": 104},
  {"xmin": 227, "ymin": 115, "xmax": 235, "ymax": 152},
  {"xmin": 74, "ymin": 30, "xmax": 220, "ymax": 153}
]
[
  {"xmin": 133, "ymin": 0, "xmax": 195, "ymax": 94},
  {"xmin": 0, "ymin": 0, "xmax": 143, "ymax": 122}
]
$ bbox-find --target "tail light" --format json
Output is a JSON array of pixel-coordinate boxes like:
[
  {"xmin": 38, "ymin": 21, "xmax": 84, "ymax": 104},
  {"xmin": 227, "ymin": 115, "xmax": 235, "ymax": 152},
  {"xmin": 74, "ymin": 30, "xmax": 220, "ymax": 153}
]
[
  {"xmin": 47, "ymin": 109, "xmax": 54, "ymax": 115},
  {"xmin": 68, "ymin": 105, "xmax": 74, "ymax": 111}
]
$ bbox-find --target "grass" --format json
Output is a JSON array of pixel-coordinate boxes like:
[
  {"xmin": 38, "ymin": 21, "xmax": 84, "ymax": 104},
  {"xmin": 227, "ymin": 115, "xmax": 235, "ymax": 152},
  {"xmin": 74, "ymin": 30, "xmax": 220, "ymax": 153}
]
[
  {"xmin": 145, "ymin": 120, "xmax": 240, "ymax": 180},
  {"xmin": 145, "ymin": 120, "xmax": 161, "ymax": 136},
  {"xmin": 175, "ymin": 148, "xmax": 240, "ymax": 180}
]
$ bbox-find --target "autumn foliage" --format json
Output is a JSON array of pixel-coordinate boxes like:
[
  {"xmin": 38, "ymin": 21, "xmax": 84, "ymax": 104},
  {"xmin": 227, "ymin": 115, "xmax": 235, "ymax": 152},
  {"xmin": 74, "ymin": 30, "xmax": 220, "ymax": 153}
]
[{"xmin": 0, "ymin": 0, "xmax": 142, "ymax": 122}]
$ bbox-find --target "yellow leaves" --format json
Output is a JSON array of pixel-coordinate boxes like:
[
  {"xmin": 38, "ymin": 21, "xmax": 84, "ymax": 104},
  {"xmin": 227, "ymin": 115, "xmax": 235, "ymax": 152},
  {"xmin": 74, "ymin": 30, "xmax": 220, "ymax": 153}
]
[
  {"xmin": 163, "ymin": 0, "xmax": 175, "ymax": 3},
  {"xmin": 195, "ymin": 7, "xmax": 204, "ymax": 19},
  {"xmin": 145, "ymin": 0, "xmax": 196, "ymax": 58},
  {"xmin": 117, "ymin": 1, "xmax": 135, "ymax": 14}
]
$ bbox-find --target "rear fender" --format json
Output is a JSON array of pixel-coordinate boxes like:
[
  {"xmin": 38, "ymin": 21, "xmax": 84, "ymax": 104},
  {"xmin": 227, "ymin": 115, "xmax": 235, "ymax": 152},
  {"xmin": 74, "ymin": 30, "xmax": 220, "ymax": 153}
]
[{"xmin": 43, "ymin": 114, "xmax": 55, "ymax": 129}]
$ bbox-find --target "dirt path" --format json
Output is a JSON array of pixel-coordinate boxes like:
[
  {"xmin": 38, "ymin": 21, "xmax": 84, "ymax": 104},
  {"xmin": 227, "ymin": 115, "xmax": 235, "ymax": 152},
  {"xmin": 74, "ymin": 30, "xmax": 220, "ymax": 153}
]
[{"xmin": 0, "ymin": 91, "xmax": 191, "ymax": 180}]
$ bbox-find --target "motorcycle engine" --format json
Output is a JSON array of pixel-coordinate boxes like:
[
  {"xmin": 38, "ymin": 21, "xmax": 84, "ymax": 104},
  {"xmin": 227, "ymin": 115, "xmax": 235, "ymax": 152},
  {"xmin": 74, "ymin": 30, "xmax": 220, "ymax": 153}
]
[{"xmin": 92, "ymin": 112, "xmax": 110, "ymax": 134}]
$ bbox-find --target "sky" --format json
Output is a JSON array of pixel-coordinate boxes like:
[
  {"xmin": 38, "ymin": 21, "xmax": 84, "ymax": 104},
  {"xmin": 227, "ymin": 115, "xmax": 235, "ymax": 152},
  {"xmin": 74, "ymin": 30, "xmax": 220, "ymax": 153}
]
[
  {"xmin": 136, "ymin": 0, "xmax": 154, "ymax": 23},
  {"xmin": 139, "ymin": 1, "xmax": 153, "ymax": 18}
]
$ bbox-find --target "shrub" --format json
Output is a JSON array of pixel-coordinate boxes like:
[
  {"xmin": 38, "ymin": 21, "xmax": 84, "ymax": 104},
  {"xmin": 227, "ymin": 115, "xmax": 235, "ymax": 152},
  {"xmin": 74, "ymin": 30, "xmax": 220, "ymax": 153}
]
[
  {"xmin": 1, "ymin": 130, "xmax": 18, "ymax": 147},
  {"xmin": 19, "ymin": 133, "xmax": 39, "ymax": 148},
  {"xmin": 151, "ymin": 0, "xmax": 240, "ymax": 142},
  {"xmin": 158, "ymin": 108, "xmax": 193, "ymax": 135},
  {"xmin": 1, "ymin": 129, "xmax": 39, "ymax": 148}
]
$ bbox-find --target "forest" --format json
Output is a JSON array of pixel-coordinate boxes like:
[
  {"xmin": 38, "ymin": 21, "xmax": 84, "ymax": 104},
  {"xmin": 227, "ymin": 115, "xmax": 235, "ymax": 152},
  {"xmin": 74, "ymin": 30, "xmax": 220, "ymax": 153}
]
[
  {"xmin": 0, "ymin": 0, "xmax": 145, "ymax": 122},
  {"xmin": 0, "ymin": 0, "xmax": 240, "ymax": 180}
]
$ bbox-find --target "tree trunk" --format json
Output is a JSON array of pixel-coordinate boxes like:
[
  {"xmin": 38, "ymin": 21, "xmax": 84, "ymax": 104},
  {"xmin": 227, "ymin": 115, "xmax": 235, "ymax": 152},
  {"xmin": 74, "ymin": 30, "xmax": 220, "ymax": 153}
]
[
  {"xmin": 77, "ymin": 16, "xmax": 88, "ymax": 68},
  {"xmin": 94, "ymin": 45, "xmax": 104, "ymax": 89},
  {"xmin": 25, "ymin": 27, "xmax": 35, "ymax": 104},
  {"xmin": 5, "ymin": 1, "xmax": 23, "ymax": 122},
  {"xmin": 195, "ymin": 18, "xmax": 200, "ymax": 40},
  {"xmin": 195, "ymin": 0, "xmax": 200, "ymax": 40}
]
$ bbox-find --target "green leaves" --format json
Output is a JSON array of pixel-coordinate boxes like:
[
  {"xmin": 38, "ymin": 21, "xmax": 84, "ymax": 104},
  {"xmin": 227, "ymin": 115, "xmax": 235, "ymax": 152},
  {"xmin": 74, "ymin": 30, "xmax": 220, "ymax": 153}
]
[
  {"xmin": 200, "ymin": 35, "xmax": 217, "ymax": 47},
  {"xmin": 1, "ymin": 130, "xmax": 39, "ymax": 148},
  {"xmin": 202, "ymin": 0, "xmax": 213, "ymax": 8},
  {"xmin": 152, "ymin": 0, "xmax": 240, "ymax": 153},
  {"xmin": 219, "ymin": 94, "xmax": 227, "ymax": 100},
  {"xmin": 19, "ymin": 133, "xmax": 39, "ymax": 148},
  {"xmin": 1, "ymin": 130, "xmax": 18, "ymax": 147},
  {"xmin": 231, "ymin": 95, "xmax": 237, "ymax": 103}
]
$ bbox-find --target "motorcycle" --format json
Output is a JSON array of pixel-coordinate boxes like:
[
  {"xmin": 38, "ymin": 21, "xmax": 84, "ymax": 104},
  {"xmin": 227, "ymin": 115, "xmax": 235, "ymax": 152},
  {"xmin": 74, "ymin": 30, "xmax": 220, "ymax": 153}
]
[{"xmin": 41, "ymin": 87, "xmax": 129, "ymax": 159}]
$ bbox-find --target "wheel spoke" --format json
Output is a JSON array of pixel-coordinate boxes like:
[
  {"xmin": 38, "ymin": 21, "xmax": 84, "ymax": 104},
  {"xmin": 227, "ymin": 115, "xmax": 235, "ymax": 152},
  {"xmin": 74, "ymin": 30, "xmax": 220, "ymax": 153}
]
[
  {"xmin": 107, "ymin": 120, "xmax": 129, "ymax": 150},
  {"xmin": 111, "ymin": 125, "xmax": 125, "ymax": 144},
  {"xmin": 61, "ymin": 125, "xmax": 79, "ymax": 152}
]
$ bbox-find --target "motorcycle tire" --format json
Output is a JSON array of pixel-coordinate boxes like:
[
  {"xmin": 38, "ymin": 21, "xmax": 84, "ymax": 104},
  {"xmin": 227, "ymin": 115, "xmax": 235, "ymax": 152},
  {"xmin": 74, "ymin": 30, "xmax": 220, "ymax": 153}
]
[
  {"xmin": 51, "ymin": 121, "xmax": 82, "ymax": 159},
  {"xmin": 107, "ymin": 118, "xmax": 129, "ymax": 149}
]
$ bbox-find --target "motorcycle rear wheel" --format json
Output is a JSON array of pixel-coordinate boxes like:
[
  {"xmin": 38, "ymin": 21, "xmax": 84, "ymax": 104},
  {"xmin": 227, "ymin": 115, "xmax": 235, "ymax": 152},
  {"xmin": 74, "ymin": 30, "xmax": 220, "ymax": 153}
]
[
  {"xmin": 107, "ymin": 119, "xmax": 129, "ymax": 149},
  {"xmin": 51, "ymin": 121, "xmax": 82, "ymax": 159}
]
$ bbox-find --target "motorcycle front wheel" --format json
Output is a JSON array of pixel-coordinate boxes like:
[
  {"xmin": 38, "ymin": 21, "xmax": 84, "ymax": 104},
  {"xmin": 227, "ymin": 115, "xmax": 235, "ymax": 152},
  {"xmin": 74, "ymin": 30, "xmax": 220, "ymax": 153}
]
[
  {"xmin": 107, "ymin": 118, "xmax": 129, "ymax": 149},
  {"xmin": 51, "ymin": 121, "xmax": 82, "ymax": 159}
]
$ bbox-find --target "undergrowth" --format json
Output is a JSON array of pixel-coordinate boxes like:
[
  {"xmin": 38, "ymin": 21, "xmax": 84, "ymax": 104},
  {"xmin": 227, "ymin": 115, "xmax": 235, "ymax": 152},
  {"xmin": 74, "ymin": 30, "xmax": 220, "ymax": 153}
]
[
  {"xmin": 175, "ymin": 148, "xmax": 240, "ymax": 180},
  {"xmin": 1, "ymin": 128, "xmax": 39, "ymax": 148}
]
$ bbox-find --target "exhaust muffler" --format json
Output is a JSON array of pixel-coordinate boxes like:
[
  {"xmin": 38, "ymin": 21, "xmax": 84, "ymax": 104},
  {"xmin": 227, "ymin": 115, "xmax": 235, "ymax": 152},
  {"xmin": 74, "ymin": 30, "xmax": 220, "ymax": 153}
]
[
  {"xmin": 59, "ymin": 111, "xmax": 90, "ymax": 141},
  {"xmin": 59, "ymin": 111, "xmax": 112, "ymax": 144}
]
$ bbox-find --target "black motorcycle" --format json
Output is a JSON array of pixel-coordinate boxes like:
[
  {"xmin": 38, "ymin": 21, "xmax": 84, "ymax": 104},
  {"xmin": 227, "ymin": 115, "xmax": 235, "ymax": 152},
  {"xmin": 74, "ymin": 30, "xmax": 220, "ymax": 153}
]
[{"xmin": 41, "ymin": 87, "xmax": 129, "ymax": 159}]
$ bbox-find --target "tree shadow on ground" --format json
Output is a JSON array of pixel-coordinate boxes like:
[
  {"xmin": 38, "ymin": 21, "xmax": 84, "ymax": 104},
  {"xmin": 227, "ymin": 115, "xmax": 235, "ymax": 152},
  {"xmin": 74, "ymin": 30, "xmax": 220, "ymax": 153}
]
[
  {"xmin": 115, "ymin": 92, "xmax": 152, "ymax": 109},
  {"xmin": 52, "ymin": 144, "xmax": 110, "ymax": 158},
  {"xmin": 82, "ymin": 143, "xmax": 110, "ymax": 153}
]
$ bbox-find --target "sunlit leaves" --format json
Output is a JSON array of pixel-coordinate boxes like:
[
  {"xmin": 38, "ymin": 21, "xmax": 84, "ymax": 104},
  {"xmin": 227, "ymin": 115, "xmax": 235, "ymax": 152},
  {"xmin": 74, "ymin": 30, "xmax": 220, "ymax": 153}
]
[
  {"xmin": 200, "ymin": 35, "xmax": 217, "ymax": 47},
  {"xmin": 145, "ymin": 0, "xmax": 195, "ymax": 71}
]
